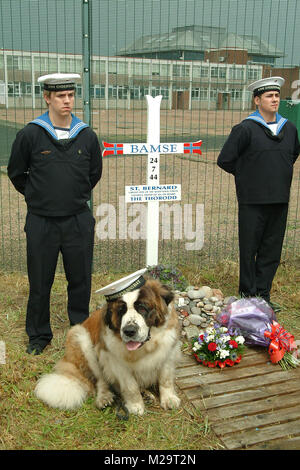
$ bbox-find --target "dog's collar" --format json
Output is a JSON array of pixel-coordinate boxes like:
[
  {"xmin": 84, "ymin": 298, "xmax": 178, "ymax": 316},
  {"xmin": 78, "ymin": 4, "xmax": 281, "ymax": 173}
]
[{"xmin": 145, "ymin": 328, "xmax": 151, "ymax": 343}]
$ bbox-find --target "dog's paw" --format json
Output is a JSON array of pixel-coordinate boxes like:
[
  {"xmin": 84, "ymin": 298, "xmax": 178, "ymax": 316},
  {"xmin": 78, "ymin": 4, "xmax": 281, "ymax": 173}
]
[
  {"xmin": 125, "ymin": 401, "xmax": 145, "ymax": 416},
  {"xmin": 95, "ymin": 389, "xmax": 114, "ymax": 409},
  {"xmin": 160, "ymin": 393, "xmax": 181, "ymax": 410}
]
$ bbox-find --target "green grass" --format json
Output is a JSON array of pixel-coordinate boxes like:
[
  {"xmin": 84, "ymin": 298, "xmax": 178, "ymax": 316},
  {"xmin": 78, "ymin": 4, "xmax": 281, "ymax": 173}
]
[{"xmin": 0, "ymin": 260, "xmax": 299, "ymax": 450}]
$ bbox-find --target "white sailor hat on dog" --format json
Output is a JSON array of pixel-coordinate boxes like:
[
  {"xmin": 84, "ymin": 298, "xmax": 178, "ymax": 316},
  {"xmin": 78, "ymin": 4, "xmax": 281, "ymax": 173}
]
[
  {"xmin": 247, "ymin": 76, "xmax": 285, "ymax": 97},
  {"xmin": 38, "ymin": 73, "xmax": 81, "ymax": 91},
  {"xmin": 96, "ymin": 268, "xmax": 148, "ymax": 301}
]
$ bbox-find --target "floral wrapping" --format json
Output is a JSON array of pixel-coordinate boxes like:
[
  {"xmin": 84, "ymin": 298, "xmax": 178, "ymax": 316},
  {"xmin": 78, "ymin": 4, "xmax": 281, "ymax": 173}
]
[
  {"xmin": 217, "ymin": 297, "xmax": 276, "ymax": 348},
  {"xmin": 216, "ymin": 297, "xmax": 299, "ymax": 368}
]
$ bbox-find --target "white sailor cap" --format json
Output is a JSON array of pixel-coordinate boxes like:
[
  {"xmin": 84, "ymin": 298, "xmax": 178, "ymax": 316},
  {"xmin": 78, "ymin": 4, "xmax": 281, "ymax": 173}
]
[
  {"xmin": 38, "ymin": 73, "xmax": 81, "ymax": 91},
  {"xmin": 248, "ymin": 76, "xmax": 285, "ymax": 97},
  {"xmin": 95, "ymin": 268, "xmax": 148, "ymax": 301}
]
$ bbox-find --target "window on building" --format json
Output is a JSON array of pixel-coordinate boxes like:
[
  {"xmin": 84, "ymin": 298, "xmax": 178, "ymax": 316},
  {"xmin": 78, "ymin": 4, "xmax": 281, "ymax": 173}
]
[
  {"xmin": 95, "ymin": 85, "xmax": 105, "ymax": 99},
  {"xmin": 131, "ymin": 62, "xmax": 150, "ymax": 77},
  {"xmin": 108, "ymin": 85, "xmax": 116, "ymax": 98},
  {"xmin": 160, "ymin": 87, "xmax": 169, "ymax": 99},
  {"xmin": 250, "ymin": 55, "xmax": 275, "ymax": 65},
  {"xmin": 90, "ymin": 85, "xmax": 105, "ymax": 99},
  {"xmin": 34, "ymin": 56, "xmax": 59, "ymax": 73},
  {"xmin": 7, "ymin": 82, "xmax": 21, "ymax": 96},
  {"xmin": 201, "ymin": 88, "xmax": 208, "ymax": 100},
  {"xmin": 172, "ymin": 65, "xmax": 180, "ymax": 76},
  {"xmin": 192, "ymin": 65, "xmax": 200, "ymax": 79},
  {"xmin": 75, "ymin": 59, "xmax": 82, "ymax": 73},
  {"xmin": 117, "ymin": 62, "xmax": 127, "ymax": 75},
  {"xmin": 34, "ymin": 56, "xmax": 49, "ymax": 72},
  {"xmin": 34, "ymin": 84, "xmax": 41, "ymax": 96},
  {"xmin": 23, "ymin": 82, "xmax": 32, "ymax": 95},
  {"xmin": 150, "ymin": 63, "xmax": 169, "ymax": 77},
  {"xmin": 173, "ymin": 64, "xmax": 190, "ymax": 77},
  {"xmin": 7, "ymin": 82, "xmax": 14, "ymax": 95},
  {"xmin": 247, "ymin": 68, "xmax": 261, "ymax": 80},
  {"xmin": 231, "ymin": 89, "xmax": 243, "ymax": 100},
  {"xmin": 151, "ymin": 87, "xmax": 161, "ymax": 98},
  {"xmin": 211, "ymin": 67, "xmax": 218, "ymax": 78},
  {"xmin": 160, "ymin": 64, "xmax": 170, "ymax": 76},
  {"xmin": 92, "ymin": 60, "xmax": 106, "ymax": 74},
  {"xmin": 33, "ymin": 57, "xmax": 40, "ymax": 71},
  {"xmin": 109, "ymin": 62, "xmax": 117, "ymax": 74},
  {"xmin": 76, "ymin": 84, "xmax": 82, "ymax": 97},
  {"xmin": 201, "ymin": 66, "xmax": 209, "ymax": 78},
  {"xmin": 108, "ymin": 85, "xmax": 128, "ymax": 99},
  {"xmin": 211, "ymin": 66, "xmax": 226, "ymax": 79},
  {"xmin": 229, "ymin": 67, "xmax": 244, "ymax": 80},
  {"xmin": 192, "ymin": 87, "xmax": 200, "ymax": 99},
  {"xmin": 118, "ymin": 86, "xmax": 128, "ymax": 99},
  {"xmin": 210, "ymin": 88, "xmax": 217, "ymax": 100},
  {"xmin": 14, "ymin": 83, "xmax": 21, "ymax": 96},
  {"xmin": 192, "ymin": 87, "xmax": 208, "ymax": 100},
  {"xmin": 108, "ymin": 61, "xmax": 127, "ymax": 75},
  {"xmin": 49, "ymin": 58, "xmax": 59, "ymax": 72},
  {"xmin": 219, "ymin": 67, "xmax": 226, "ymax": 78},
  {"xmin": 182, "ymin": 65, "xmax": 190, "ymax": 77},
  {"xmin": 60, "ymin": 58, "xmax": 77, "ymax": 73},
  {"xmin": 148, "ymin": 87, "xmax": 169, "ymax": 99},
  {"xmin": 192, "ymin": 65, "xmax": 209, "ymax": 79},
  {"xmin": 152, "ymin": 64, "xmax": 160, "ymax": 76},
  {"xmin": 130, "ymin": 86, "xmax": 141, "ymax": 99},
  {"xmin": 20, "ymin": 56, "xmax": 31, "ymax": 71},
  {"xmin": 7, "ymin": 56, "xmax": 20, "ymax": 69}
]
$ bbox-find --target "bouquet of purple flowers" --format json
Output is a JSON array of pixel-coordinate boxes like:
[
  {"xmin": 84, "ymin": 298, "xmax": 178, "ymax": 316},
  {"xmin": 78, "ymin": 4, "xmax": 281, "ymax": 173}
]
[{"xmin": 217, "ymin": 297, "xmax": 299, "ymax": 370}]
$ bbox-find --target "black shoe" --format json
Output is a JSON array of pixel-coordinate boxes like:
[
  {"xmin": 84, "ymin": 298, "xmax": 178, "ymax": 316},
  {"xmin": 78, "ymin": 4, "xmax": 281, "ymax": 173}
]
[{"xmin": 26, "ymin": 342, "xmax": 48, "ymax": 355}]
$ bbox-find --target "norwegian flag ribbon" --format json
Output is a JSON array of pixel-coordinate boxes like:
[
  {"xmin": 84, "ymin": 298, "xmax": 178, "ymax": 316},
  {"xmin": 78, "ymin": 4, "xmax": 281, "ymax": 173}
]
[
  {"xmin": 102, "ymin": 140, "xmax": 202, "ymax": 157},
  {"xmin": 183, "ymin": 140, "xmax": 203, "ymax": 155},
  {"xmin": 102, "ymin": 142, "xmax": 124, "ymax": 157}
]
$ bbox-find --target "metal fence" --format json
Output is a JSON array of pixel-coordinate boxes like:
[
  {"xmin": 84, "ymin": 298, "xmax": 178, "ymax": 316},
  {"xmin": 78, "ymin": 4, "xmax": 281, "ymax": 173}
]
[{"xmin": 0, "ymin": 0, "xmax": 299, "ymax": 272}]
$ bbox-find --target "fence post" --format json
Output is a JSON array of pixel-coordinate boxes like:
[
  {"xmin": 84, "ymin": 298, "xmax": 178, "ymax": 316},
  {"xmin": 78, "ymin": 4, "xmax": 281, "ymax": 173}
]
[
  {"xmin": 82, "ymin": 0, "xmax": 93, "ymax": 209},
  {"xmin": 82, "ymin": 0, "xmax": 94, "ymax": 273},
  {"xmin": 82, "ymin": 0, "xmax": 91, "ymax": 127}
]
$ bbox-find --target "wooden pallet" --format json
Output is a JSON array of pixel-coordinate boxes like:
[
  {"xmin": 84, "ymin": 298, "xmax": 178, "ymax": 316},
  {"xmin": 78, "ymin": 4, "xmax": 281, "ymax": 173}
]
[{"xmin": 176, "ymin": 343, "xmax": 300, "ymax": 450}]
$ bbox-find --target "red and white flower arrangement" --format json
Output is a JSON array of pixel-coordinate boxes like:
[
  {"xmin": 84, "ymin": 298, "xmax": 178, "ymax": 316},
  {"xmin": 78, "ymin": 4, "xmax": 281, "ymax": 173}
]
[{"xmin": 192, "ymin": 323, "xmax": 245, "ymax": 368}]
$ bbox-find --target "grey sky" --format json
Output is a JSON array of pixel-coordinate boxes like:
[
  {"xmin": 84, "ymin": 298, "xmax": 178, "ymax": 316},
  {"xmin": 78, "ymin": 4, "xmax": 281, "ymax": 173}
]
[{"xmin": 0, "ymin": 0, "xmax": 299, "ymax": 65}]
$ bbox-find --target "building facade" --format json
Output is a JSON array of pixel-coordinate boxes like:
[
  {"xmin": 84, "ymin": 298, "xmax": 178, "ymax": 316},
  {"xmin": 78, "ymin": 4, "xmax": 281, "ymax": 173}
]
[
  {"xmin": 1, "ymin": 25, "xmax": 299, "ymax": 111},
  {"xmin": 0, "ymin": 49, "xmax": 264, "ymax": 110}
]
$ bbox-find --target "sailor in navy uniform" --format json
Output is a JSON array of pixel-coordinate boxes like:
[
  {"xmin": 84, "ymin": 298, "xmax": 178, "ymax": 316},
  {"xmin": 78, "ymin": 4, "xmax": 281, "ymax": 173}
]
[
  {"xmin": 8, "ymin": 73, "xmax": 102, "ymax": 354},
  {"xmin": 217, "ymin": 77, "xmax": 299, "ymax": 310}
]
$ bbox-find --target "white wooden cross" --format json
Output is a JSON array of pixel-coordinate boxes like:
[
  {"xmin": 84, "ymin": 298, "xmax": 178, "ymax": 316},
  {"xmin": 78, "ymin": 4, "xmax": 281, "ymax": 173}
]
[{"xmin": 103, "ymin": 95, "xmax": 202, "ymax": 266}]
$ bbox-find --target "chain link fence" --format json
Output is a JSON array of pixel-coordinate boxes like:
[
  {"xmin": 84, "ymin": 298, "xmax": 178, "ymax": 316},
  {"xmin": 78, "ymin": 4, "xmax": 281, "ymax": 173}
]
[{"xmin": 0, "ymin": 0, "xmax": 299, "ymax": 272}]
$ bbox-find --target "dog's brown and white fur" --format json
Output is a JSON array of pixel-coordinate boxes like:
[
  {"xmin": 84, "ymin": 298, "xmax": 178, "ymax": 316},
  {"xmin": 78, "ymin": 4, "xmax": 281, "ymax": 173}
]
[{"xmin": 35, "ymin": 279, "xmax": 181, "ymax": 415}]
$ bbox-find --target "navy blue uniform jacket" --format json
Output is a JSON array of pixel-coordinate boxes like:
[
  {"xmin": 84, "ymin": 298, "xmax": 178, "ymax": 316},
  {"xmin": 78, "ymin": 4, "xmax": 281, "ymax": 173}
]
[
  {"xmin": 217, "ymin": 115, "xmax": 299, "ymax": 204},
  {"xmin": 7, "ymin": 112, "xmax": 102, "ymax": 216}
]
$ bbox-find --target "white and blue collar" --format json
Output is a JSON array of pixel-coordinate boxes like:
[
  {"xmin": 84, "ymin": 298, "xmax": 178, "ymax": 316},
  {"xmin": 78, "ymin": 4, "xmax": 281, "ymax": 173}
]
[
  {"xmin": 31, "ymin": 111, "xmax": 88, "ymax": 140},
  {"xmin": 245, "ymin": 110, "xmax": 287, "ymax": 135}
]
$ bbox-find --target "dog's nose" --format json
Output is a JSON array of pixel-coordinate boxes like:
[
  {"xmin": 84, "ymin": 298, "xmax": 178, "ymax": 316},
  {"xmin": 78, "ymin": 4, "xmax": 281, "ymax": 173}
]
[{"xmin": 123, "ymin": 324, "xmax": 137, "ymax": 337}]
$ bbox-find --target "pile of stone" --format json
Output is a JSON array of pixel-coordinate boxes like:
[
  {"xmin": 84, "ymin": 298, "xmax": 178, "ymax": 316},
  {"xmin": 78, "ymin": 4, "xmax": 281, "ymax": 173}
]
[{"xmin": 174, "ymin": 285, "xmax": 237, "ymax": 341}]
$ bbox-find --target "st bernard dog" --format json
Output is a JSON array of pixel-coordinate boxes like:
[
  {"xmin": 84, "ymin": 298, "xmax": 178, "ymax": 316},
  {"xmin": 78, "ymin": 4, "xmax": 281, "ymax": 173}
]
[{"xmin": 35, "ymin": 278, "xmax": 181, "ymax": 416}]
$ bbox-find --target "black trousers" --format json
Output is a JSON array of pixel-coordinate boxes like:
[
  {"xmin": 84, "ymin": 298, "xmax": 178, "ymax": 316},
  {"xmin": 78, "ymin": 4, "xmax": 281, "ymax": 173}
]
[
  {"xmin": 24, "ymin": 211, "xmax": 95, "ymax": 345},
  {"xmin": 238, "ymin": 203, "xmax": 288, "ymax": 302}
]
